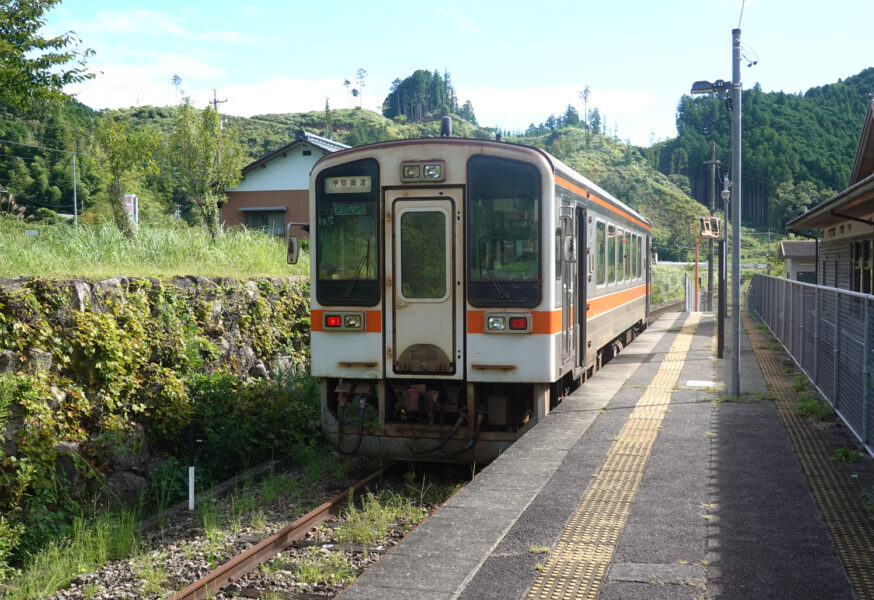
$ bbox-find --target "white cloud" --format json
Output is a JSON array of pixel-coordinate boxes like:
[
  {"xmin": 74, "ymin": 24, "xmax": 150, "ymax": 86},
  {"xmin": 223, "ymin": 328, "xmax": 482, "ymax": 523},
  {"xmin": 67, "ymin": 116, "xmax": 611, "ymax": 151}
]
[
  {"xmin": 436, "ymin": 7, "xmax": 483, "ymax": 35},
  {"xmin": 457, "ymin": 86, "xmax": 658, "ymax": 130}
]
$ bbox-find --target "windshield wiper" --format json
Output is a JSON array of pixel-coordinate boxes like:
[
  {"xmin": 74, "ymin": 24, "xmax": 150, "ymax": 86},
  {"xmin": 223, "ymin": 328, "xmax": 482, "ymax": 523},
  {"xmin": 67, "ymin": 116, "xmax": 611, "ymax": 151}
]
[
  {"xmin": 481, "ymin": 259, "xmax": 509, "ymax": 300},
  {"xmin": 344, "ymin": 238, "xmax": 371, "ymax": 298}
]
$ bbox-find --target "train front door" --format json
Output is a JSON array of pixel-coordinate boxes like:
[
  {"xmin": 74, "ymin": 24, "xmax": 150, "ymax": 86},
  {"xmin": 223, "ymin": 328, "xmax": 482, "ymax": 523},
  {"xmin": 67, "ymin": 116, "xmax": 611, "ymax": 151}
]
[{"xmin": 385, "ymin": 190, "xmax": 464, "ymax": 379}]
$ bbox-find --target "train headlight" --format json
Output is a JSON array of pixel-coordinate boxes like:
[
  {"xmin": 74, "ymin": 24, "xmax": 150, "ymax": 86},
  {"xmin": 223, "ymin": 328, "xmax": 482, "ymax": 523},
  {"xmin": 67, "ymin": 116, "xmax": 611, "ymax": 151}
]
[
  {"xmin": 423, "ymin": 163, "xmax": 443, "ymax": 179},
  {"xmin": 401, "ymin": 161, "xmax": 445, "ymax": 182},
  {"xmin": 487, "ymin": 316, "xmax": 507, "ymax": 331},
  {"xmin": 344, "ymin": 314, "xmax": 362, "ymax": 329}
]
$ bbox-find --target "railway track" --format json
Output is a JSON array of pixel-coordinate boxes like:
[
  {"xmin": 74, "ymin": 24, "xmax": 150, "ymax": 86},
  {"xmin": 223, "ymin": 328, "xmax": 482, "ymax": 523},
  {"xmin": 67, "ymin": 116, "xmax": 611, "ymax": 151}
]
[
  {"xmin": 647, "ymin": 299, "xmax": 683, "ymax": 323},
  {"xmin": 171, "ymin": 469, "xmax": 387, "ymax": 600}
]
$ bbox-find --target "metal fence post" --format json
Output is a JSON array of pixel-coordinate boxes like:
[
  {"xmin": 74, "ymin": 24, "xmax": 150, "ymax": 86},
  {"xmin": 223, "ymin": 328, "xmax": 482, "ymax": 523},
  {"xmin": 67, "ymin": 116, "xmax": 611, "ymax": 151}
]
[
  {"xmin": 788, "ymin": 281, "xmax": 794, "ymax": 355},
  {"xmin": 833, "ymin": 290, "xmax": 841, "ymax": 410},
  {"xmin": 813, "ymin": 287, "xmax": 820, "ymax": 386},
  {"xmin": 800, "ymin": 284, "xmax": 805, "ymax": 370},
  {"xmin": 864, "ymin": 297, "xmax": 870, "ymax": 447}
]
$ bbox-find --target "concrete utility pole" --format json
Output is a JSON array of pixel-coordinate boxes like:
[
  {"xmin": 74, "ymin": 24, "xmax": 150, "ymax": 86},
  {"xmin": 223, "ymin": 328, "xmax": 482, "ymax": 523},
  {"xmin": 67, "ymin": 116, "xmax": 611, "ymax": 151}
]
[{"xmin": 730, "ymin": 28, "xmax": 743, "ymax": 397}]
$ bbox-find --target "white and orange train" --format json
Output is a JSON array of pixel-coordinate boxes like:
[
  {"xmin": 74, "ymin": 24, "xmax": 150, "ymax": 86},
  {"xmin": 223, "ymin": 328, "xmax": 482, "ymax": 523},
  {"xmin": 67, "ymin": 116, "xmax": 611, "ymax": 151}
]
[{"xmin": 301, "ymin": 132, "xmax": 651, "ymax": 462}]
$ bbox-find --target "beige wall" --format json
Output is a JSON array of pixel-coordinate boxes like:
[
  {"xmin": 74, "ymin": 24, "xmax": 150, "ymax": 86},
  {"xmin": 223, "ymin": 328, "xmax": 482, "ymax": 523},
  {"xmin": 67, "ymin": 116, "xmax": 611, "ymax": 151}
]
[{"xmin": 222, "ymin": 189, "xmax": 309, "ymax": 237}]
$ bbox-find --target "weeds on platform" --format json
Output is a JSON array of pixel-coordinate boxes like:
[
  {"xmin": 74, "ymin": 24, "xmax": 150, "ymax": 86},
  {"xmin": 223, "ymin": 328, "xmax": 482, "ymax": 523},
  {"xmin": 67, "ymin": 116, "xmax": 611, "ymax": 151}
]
[
  {"xmin": 832, "ymin": 446, "xmax": 861, "ymax": 463},
  {"xmin": 795, "ymin": 390, "xmax": 832, "ymax": 421}
]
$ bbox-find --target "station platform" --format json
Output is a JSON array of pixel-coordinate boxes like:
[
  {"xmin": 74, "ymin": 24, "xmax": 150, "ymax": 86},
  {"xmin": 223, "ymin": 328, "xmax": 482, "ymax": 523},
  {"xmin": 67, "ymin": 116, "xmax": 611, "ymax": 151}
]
[{"xmin": 337, "ymin": 310, "xmax": 874, "ymax": 600}]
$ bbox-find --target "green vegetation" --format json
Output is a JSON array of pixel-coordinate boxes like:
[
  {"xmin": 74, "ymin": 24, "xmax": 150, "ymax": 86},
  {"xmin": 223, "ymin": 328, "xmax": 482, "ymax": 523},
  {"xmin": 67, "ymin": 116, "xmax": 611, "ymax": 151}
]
[
  {"xmin": 794, "ymin": 390, "xmax": 832, "ymax": 421},
  {"xmin": 0, "ymin": 218, "xmax": 306, "ymax": 279},
  {"xmin": 3, "ymin": 510, "xmax": 139, "ymax": 600},
  {"xmin": 382, "ymin": 69, "xmax": 477, "ymax": 124},
  {"xmin": 333, "ymin": 490, "xmax": 428, "ymax": 545},
  {"xmin": 0, "ymin": 275, "xmax": 315, "ymax": 577},
  {"xmin": 659, "ymin": 68, "xmax": 874, "ymax": 229},
  {"xmin": 832, "ymin": 446, "xmax": 861, "ymax": 464},
  {"xmin": 292, "ymin": 546, "xmax": 357, "ymax": 585}
]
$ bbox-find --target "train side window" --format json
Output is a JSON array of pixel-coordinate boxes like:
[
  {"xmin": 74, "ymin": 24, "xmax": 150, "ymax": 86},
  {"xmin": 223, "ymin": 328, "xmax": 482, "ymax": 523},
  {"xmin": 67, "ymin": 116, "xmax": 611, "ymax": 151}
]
[
  {"xmin": 607, "ymin": 224, "xmax": 616, "ymax": 284},
  {"xmin": 622, "ymin": 229, "xmax": 629, "ymax": 281},
  {"xmin": 634, "ymin": 235, "xmax": 641, "ymax": 279},
  {"xmin": 596, "ymin": 221, "xmax": 606, "ymax": 285}
]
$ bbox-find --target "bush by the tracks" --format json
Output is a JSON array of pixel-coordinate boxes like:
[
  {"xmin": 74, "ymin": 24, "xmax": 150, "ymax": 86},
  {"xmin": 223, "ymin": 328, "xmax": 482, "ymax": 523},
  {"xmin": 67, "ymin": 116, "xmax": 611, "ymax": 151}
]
[{"xmin": 0, "ymin": 275, "xmax": 314, "ymax": 578}]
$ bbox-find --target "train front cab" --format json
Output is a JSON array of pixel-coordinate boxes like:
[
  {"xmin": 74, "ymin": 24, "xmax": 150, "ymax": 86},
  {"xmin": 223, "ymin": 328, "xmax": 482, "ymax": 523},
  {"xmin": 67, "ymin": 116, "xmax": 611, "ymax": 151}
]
[{"xmin": 308, "ymin": 140, "xmax": 647, "ymax": 462}]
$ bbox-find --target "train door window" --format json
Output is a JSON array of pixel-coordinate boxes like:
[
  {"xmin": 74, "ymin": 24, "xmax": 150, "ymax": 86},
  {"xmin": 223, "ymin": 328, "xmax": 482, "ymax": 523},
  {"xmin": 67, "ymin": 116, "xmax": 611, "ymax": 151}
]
[
  {"xmin": 399, "ymin": 209, "xmax": 447, "ymax": 299},
  {"xmin": 555, "ymin": 227, "xmax": 562, "ymax": 280},
  {"xmin": 607, "ymin": 224, "xmax": 616, "ymax": 283},
  {"xmin": 596, "ymin": 220, "xmax": 606, "ymax": 285}
]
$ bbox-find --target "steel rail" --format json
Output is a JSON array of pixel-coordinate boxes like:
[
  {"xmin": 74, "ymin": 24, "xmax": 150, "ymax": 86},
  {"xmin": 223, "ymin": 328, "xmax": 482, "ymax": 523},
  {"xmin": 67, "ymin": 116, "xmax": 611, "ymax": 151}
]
[{"xmin": 170, "ymin": 468, "xmax": 387, "ymax": 600}]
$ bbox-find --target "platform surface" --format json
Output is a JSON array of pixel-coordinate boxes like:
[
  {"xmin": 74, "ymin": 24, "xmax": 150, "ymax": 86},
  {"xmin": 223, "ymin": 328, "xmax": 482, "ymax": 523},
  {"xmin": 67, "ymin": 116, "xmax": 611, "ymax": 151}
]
[{"xmin": 338, "ymin": 311, "xmax": 873, "ymax": 600}]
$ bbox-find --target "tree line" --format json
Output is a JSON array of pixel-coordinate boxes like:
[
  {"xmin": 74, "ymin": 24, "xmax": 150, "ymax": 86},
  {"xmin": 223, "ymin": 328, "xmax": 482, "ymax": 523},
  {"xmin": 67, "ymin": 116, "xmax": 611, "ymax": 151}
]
[
  {"xmin": 382, "ymin": 69, "xmax": 477, "ymax": 125},
  {"xmin": 656, "ymin": 68, "xmax": 874, "ymax": 231}
]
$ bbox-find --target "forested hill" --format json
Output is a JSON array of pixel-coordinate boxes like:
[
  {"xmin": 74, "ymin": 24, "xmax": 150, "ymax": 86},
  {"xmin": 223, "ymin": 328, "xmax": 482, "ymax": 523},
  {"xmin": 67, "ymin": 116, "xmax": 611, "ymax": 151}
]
[
  {"xmin": 657, "ymin": 67, "xmax": 874, "ymax": 230},
  {"xmin": 1, "ymin": 101, "xmax": 703, "ymax": 259}
]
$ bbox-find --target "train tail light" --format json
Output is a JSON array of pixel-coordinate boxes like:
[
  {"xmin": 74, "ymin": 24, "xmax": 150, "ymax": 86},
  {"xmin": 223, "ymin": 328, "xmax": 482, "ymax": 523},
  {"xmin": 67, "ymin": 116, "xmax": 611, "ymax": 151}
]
[
  {"xmin": 322, "ymin": 312, "xmax": 365, "ymax": 331},
  {"xmin": 509, "ymin": 316, "xmax": 528, "ymax": 331}
]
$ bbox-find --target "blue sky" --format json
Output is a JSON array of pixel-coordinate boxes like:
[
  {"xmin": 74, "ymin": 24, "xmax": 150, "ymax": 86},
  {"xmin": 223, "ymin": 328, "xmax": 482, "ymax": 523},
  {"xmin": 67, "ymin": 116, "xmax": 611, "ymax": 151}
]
[{"xmin": 45, "ymin": 0, "xmax": 873, "ymax": 146}]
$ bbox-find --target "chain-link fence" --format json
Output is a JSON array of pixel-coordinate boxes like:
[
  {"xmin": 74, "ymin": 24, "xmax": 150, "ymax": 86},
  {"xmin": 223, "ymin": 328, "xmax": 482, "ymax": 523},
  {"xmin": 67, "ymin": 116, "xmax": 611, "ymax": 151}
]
[{"xmin": 748, "ymin": 274, "xmax": 873, "ymax": 454}]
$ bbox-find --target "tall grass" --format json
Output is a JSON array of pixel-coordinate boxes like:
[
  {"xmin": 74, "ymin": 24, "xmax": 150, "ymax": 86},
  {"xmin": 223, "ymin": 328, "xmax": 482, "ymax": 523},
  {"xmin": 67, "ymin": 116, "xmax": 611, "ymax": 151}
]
[
  {"xmin": 651, "ymin": 264, "xmax": 691, "ymax": 306},
  {"xmin": 0, "ymin": 219, "xmax": 307, "ymax": 280},
  {"xmin": 6, "ymin": 510, "xmax": 140, "ymax": 600}
]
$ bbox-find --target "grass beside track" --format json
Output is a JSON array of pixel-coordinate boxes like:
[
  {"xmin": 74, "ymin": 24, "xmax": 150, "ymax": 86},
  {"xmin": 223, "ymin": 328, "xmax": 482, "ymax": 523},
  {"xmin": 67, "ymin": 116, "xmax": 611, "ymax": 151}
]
[{"xmin": 0, "ymin": 219, "xmax": 307, "ymax": 280}]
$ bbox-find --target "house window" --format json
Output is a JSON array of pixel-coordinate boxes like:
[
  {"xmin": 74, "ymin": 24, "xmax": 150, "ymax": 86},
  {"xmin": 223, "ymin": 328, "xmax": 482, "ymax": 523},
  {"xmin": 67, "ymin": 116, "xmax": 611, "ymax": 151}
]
[{"xmin": 245, "ymin": 211, "xmax": 284, "ymax": 236}]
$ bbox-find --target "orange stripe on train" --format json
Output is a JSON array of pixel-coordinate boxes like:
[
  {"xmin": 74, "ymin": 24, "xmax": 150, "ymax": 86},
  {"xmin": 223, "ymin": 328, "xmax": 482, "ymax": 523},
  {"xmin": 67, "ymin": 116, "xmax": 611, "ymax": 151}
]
[{"xmin": 555, "ymin": 175, "xmax": 652, "ymax": 232}]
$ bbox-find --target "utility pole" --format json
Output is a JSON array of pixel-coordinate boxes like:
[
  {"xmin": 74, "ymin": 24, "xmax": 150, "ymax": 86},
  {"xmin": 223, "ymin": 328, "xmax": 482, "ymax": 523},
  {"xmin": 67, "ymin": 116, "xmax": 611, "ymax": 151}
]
[
  {"xmin": 210, "ymin": 89, "xmax": 227, "ymax": 114},
  {"xmin": 705, "ymin": 143, "xmax": 720, "ymax": 311},
  {"xmin": 72, "ymin": 145, "xmax": 79, "ymax": 233},
  {"xmin": 730, "ymin": 28, "xmax": 743, "ymax": 397}
]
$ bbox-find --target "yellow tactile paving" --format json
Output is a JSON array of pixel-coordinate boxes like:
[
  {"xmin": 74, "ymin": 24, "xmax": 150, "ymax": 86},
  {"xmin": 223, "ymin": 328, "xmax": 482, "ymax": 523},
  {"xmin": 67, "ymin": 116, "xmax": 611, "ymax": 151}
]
[
  {"xmin": 743, "ymin": 312, "xmax": 874, "ymax": 600},
  {"xmin": 526, "ymin": 314, "xmax": 700, "ymax": 600}
]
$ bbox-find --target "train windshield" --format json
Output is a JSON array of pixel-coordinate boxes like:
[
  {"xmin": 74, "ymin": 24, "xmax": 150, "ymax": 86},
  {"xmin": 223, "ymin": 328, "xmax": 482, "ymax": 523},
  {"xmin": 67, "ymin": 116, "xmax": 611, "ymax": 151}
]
[
  {"xmin": 315, "ymin": 159, "xmax": 380, "ymax": 305},
  {"xmin": 467, "ymin": 155, "xmax": 541, "ymax": 307}
]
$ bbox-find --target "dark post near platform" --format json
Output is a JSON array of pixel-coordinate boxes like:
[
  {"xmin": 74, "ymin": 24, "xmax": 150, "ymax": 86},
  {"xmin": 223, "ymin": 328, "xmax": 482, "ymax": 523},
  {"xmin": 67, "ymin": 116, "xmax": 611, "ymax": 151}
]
[
  {"xmin": 185, "ymin": 421, "xmax": 204, "ymax": 510},
  {"xmin": 718, "ymin": 239, "xmax": 726, "ymax": 358}
]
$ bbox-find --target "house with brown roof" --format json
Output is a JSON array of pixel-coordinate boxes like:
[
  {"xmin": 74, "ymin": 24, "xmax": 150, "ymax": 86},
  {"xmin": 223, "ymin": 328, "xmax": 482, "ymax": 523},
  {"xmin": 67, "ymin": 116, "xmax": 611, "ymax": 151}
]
[
  {"xmin": 222, "ymin": 131, "xmax": 349, "ymax": 237},
  {"xmin": 787, "ymin": 96, "xmax": 874, "ymax": 292}
]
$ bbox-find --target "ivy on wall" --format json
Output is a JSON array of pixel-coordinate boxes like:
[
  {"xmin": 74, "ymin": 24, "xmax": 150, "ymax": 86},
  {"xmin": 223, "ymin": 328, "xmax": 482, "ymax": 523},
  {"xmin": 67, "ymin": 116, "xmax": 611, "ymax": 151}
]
[{"xmin": 0, "ymin": 275, "xmax": 312, "ymax": 570}]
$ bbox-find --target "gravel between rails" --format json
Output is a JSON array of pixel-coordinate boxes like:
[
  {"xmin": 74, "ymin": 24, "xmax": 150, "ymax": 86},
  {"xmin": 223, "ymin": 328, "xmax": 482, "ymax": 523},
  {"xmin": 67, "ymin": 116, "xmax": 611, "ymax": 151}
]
[{"xmin": 39, "ymin": 457, "xmax": 465, "ymax": 600}]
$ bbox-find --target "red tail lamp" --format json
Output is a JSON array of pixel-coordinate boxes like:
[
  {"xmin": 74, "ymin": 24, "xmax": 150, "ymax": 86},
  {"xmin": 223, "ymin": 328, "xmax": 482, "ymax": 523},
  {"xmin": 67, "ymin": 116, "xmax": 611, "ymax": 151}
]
[{"xmin": 509, "ymin": 316, "xmax": 528, "ymax": 330}]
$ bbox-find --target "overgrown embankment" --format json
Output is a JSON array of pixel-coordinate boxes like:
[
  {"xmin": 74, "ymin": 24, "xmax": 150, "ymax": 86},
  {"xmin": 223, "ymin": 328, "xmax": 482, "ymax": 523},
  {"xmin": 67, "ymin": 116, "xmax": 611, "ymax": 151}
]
[{"xmin": 0, "ymin": 276, "xmax": 315, "ymax": 576}]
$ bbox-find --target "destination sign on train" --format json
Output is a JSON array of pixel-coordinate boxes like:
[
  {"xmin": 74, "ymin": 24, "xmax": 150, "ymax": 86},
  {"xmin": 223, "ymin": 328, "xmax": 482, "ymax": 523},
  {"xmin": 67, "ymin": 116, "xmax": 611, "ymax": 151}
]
[{"xmin": 325, "ymin": 176, "xmax": 372, "ymax": 194}]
